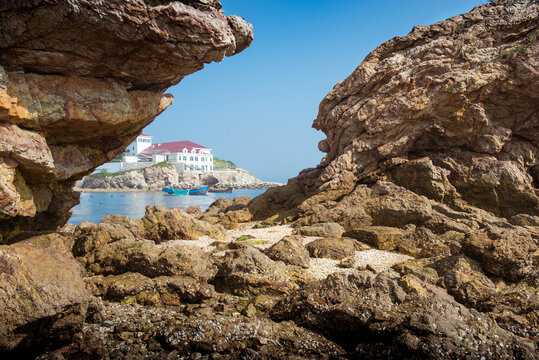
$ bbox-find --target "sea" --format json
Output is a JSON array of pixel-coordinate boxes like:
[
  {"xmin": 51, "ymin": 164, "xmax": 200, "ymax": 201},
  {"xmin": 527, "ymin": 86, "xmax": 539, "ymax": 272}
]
[{"xmin": 68, "ymin": 189, "xmax": 267, "ymax": 225}]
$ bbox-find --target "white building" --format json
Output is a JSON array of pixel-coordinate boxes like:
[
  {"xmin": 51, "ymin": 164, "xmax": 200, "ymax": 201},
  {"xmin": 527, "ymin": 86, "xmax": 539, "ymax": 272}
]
[
  {"xmin": 125, "ymin": 133, "xmax": 153, "ymax": 157},
  {"xmin": 140, "ymin": 140, "xmax": 213, "ymax": 172}
]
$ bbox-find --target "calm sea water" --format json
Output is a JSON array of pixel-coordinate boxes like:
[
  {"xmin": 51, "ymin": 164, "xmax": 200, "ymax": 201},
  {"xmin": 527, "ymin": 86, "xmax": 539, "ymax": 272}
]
[{"xmin": 69, "ymin": 189, "xmax": 266, "ymax": 225}]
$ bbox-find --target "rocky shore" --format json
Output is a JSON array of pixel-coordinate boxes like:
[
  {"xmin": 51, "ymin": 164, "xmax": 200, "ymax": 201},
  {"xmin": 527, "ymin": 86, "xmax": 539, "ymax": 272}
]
[
  {"xmin": 79, "ymin": 164, "xmax": 282, "ymax": 191},
  {"xmin": 0, "ymin": 0, "xmax": 538, "ymax": 359}
]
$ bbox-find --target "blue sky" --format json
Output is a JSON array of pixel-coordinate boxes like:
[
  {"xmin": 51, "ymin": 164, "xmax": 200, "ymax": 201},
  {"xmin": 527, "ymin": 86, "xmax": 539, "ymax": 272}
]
[{"xmin": 145, "ymin": 0, "xmax": 485, "ymax": 182}]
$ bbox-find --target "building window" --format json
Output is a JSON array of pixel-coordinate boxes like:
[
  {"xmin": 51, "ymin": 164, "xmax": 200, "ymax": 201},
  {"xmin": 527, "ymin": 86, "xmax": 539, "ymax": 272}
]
[
  {"xmin": 195, "ymin": 157, "xmax": 198, "ymax": 161},
  {"xmin": 183, "ymin": 156, "xmax": 186, "ymax": 161},
  {"xmin": 190, "ymin": 156, "xmax": 193, "ymax": 161}
]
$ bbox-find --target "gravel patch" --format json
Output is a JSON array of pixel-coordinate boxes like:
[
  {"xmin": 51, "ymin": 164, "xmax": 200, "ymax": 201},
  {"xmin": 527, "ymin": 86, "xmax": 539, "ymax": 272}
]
[
  {"xmin": 307, "ymin": 249, "xmax": 412, "ymax": 280},
  {"xmin": 224, "ymin": 224, "xmax": 294, "ymax": 249},
  {"xmin": 163, "ymin": 224, "xmax": 412, "ymax": 280}
]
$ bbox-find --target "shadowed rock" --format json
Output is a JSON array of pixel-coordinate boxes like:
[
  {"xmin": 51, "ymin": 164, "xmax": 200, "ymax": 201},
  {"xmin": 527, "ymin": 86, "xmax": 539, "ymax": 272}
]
[{"xmin": 0, "ymin": 233, "xmax": 88, "ymax": 356}]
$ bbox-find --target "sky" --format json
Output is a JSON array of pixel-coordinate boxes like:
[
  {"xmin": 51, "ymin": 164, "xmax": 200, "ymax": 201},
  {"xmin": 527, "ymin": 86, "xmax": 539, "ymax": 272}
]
[{"xmin": 144, "ymin": 0, "xmax": 485, "ymax": 183}]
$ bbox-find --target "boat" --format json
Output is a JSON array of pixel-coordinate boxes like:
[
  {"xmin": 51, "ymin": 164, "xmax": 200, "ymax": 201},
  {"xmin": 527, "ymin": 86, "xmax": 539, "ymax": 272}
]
[
  {"xmin": 188, "ymin": 186, "xmax": 209, "ymax": 195},
  {"xmin": 162, "ymin": 187, "xmax": 188, "ymax": 195},
  {"xmin": 208, "ymin": 188, "xmax": 233, "ymax": 193}
]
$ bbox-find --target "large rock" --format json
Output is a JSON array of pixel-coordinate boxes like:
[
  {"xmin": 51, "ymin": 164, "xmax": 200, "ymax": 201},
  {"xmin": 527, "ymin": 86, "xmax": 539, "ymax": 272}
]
[
  {"xmin": 294, "ymin": 222, "xmax": 345, "ymax": 238},
  {"xmin": 0, "ymin": 233, "xmax": 88, "ymax": 355},
  {"xmin": 88, "ymin": 238, "xmax": 215, "ymax": 280},
  {"xmin": 306, "ymin": 237, "xmax": 358, "ymax": 260},
  {"xmin": 81, "ymin": 163, "xmax": 180, "ymax": 190},
  {"xmin": 271, "ymin": 272, "xmax": 536, "ymax": 358},
  {"xmin": 0, "ymin": 0, "xmax": 253, "ymax": 90},
  {"xmin": 0, "ymin": 0, "xmax": 252, "ymax": 242},
  {"xmin": 264, "ymin": 235, "xmax": 311, "ymax": 268},
  {"xmin": 212, "ymin": 246, "xmax": 305, "ymax": 296},
  {"xmin": 250, "ymin": 0, "xmax": 539, "ymax": 227},
  {"xmin": 141, "ymin": 205, "xmax": 226, "ymax": 242}
]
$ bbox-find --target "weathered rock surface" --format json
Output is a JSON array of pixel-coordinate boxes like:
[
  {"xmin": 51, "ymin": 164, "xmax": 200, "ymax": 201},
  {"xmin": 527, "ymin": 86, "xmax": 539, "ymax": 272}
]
[
  {"xmin": 0, "ymin": 233, "xmax": 88, "ymax": 356},
  {"xmin": 250, "ymin": 0, "xmax": 538, "ymax": 226},
  {"xmin": 0, "ymin": 0, "xmax": 253, "ymax": 90},
  {"xmin": 82, "ymin": 164, "xmax": 179, "ymax": 190},
  {"xmin": 244, "ymin": 0, "xmax": 539, "ymax": 353},
  {"xmin": 212, "ymin": 246, "xmax": 306, "ymax": 296},
  {"xmin": 38, "ymin": 302, "xmax": 345, "ymax": 360},
  {"xmin": 294, "ymin": 222, "xmax": 345, "ymax": 238},
  {"xmin": 306, "ymin": 237, "xmax": 359, "ymax": 260},
  {"xmin": 0, "ymin": 0, "xmax": 252, "ymax": 242},
  {"xmin": 271, "ymin": 272, "xmax": 536, "ymax": 359},
  {"xmin": 264, "ymin": 235, "xmax": 311, "ymax": 268}
]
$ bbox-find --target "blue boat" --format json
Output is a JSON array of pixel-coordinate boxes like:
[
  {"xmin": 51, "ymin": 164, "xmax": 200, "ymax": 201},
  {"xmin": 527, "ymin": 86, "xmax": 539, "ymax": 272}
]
[
  {"xmin": 162, "ymin": 187, "xmax": 189, "ymax": 195},
  {"xmin": 188, "ymin": 186, "xmax": 209, "ymax": 195}
]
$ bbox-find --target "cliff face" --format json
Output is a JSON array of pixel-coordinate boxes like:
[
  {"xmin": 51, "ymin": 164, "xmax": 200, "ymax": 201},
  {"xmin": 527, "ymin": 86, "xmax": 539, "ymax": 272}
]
[
  {"xmin": 0, "ymin": 0, "xmax": 253, "ymax": 242},
  {"xmin": 254, "ymin": 0, "xmax": 538, "ymax": 221}
]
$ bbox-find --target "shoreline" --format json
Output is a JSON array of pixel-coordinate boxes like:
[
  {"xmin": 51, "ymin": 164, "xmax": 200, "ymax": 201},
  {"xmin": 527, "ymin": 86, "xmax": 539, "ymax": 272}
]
[{"xmin": 74, "ymin": 184, "xmax": 283, "ymax": 193}]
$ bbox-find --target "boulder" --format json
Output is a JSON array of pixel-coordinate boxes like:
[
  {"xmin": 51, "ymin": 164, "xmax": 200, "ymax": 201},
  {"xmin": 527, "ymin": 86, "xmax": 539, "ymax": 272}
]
[
  {"xmin": 212, "ymin": 246, "xmax": 304, "ymax": 296},
  {"xmin": 0, "ymin": 233, "xmax": 88, "ymax": 355},
  {"xmin": 89, "ymin": 238, "xmax": 215, "ymax": 280},
  {"xmin": 344, "ymin": 226, "xmax": 409, "ymax": 251},
  {"xmin": 430, "ymin": 255, "xmax": 496, "ymax": 307},
  {"xmin": 294, "ymin": 222, "xmax": 345, "ymax": 238},
  {"xmin": 264, "ymin": 235, "xmax": 311, "ymax": 268},
  {"xmin": 463, "ymin": 227, "xmax": 537, "ymax": 282},
  {"xmin": 306, "ymin": 237, "xmax": 358, "ymax": 260},
  {"xmin": 184, "ymin": 206, "xmax": 203, "ymax": 218},
  {"xmin": 141, "ymin": 206, "xmax": 226, "ymax": 242}
]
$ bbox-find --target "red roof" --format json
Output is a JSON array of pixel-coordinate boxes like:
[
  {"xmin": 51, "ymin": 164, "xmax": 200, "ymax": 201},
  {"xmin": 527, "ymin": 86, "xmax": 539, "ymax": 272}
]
[
  {"xmin": 144, "ymin": 140, "xmax": 209, "ymax": 154},
  {"xmin": 140, "ymin": 133, "xmax": 152, "ymax": 137}
]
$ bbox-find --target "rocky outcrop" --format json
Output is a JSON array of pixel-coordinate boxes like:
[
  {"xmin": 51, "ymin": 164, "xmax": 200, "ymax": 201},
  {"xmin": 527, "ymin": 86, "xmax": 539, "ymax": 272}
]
[
  {"xmin": 234, "ymin": 0, "xmax": 539, "ymax": 353},
  {"xmin": 0, "ymin": 233, "xmax": 88, "ymax": 356},
  {"xmin": 82, "ymin": 164, "xmax": 179, "ymax": 190},
  {"xmin": 0, "ymin": 0, "xmax": 252, "ymax": 357},
  {"xmin": 271, "ymin": 272, "xmax": 536, "ymax": 359},
  {"xmin": 0, "ymin": 0, "xmax": 252, "ymax": 242},
  {"xmin": 81, "ymin": 165, "xmax": 278, "ymax": 191},
  {"xmin": 73, "ymin": 206, "xmax": 226, "ymax": 257},
  {"xmin": 250, "ymin": 0, "xmax": 538, "ymax": 222}
]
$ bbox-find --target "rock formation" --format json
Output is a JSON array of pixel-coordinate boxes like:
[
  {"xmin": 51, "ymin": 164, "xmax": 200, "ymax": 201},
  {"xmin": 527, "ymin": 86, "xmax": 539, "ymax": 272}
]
[
  {"xmin": 1, "ymin": 0, "xmax": 539, "ymax": 358},
  {"xmin": 0, "ymin": 0, "xmax": 253, "ymax": 242},
  {"xmin": 79, "ymin": 164, "xmax": 271, "ymax": 190},
  {"xmin": 0, "ymin": 0, "xmax": 252, "ymax": 356},
  {"xmin": 239, "ymin": 0, "xmax": 538, "ymax": 355}
]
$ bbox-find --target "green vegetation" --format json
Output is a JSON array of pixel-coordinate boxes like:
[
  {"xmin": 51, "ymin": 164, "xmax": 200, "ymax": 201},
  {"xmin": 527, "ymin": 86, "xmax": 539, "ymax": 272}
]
[
  {"xmin": 242, "ymin": 240, "xmax": 267, "ymax": 246},
  {"xmin": 493, "ymin": 34, "xmax": 537, "ymax": 61},
  {"xmin": 176, "ymin": 253, "xmax": 182, "ymax": 259},
  {"xmin": 89, "ymin": 161, "xmax": 175, "ymax": 178},
  {"xmin": 235, "ymin": 235, "xmax": 255, "ymax": 241},
  {"xmin": 213, "ymin": 157, "xmax": 237, "ymax": 169}
]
